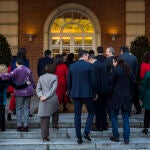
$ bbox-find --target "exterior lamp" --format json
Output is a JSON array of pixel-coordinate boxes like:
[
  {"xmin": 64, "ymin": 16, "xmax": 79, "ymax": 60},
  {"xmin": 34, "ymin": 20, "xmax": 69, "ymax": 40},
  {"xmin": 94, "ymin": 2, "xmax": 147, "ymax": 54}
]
[
  {"xmin": 27, "ymin": 34, "xmax": 34, "ymax": 42},
  {"xmin": 111, "ymin": 34, "xmax": 117, "ymax": 42}
]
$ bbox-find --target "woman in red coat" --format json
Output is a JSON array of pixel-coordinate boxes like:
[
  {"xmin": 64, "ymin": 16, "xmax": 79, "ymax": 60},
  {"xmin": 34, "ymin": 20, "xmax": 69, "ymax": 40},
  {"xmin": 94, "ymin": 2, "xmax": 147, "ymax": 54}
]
[
  {"xmin": 140, "ymin": 51, "xmax": 150, "ymax": 79},
  {"xmin": 54, "ymin": 54, "xmax": 68, "ymax": 112}
]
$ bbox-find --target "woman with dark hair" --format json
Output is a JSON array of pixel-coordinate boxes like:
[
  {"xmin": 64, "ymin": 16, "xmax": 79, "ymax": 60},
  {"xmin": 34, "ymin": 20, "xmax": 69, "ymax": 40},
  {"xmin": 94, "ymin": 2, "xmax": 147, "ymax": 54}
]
[
  {"xmin": 109, "ymin": 56, "xmax": 136, "ymax": 144},
  {"xmin": 140, "ymin": 51, "xmax": 150, "ymax": 79},
  {"xmin": 54, "ymin": 54, "xmax": 68, "ymax": 112},
  {"xmin": 7, "ymin": 48, "xmax": 30, "ymax": 121},
  {"xmin": 11, "ymin": 48, "xmax": 29, "ymax": 70},
  {"xmin": 65, "ymin": 53, "xmax": 75, "ymax": 67},
  {"xmin": 36, "ymin": 63, "xmax": 59, "ymax": 142}
]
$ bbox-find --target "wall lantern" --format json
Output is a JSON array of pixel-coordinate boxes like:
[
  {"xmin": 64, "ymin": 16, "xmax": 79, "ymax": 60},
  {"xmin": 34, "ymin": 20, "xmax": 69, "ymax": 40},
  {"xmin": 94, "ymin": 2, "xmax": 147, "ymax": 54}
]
[
  {"xmin": 111, "ymin": 34, "xmax": 117, "ymax": 42},
  {"xmin": 27, "ymin": 34, "xmax": 34, "ymax": 42}
]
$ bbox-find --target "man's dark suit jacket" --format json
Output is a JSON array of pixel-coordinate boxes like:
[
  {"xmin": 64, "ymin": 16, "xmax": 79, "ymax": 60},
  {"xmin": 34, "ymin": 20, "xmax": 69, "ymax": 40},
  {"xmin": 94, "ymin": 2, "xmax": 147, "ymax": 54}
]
[
  {"xmin": 120, "ymin": 52, "xmax": 138, "ymax": 76},
  {"xmin": 93, "ymin": 60, "xmax": 109, "ymax": 94},
  {"xmin": 67, "ymin": 60, "xmax": 97, "ymax": 99},
  {"xmin": 37, "ymin": 56, "xmax": 53, "ymax": 77},
  {"xmin": 96, "ymin": 55, "xmax": 106, "ymax": 63}
]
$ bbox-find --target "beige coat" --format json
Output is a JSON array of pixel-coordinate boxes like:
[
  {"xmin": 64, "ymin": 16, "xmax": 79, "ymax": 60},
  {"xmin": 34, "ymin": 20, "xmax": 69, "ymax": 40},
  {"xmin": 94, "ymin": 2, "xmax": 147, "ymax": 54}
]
[{"xmin": 36, "ymin": 73, "xmax": 59, "ymax": 117}]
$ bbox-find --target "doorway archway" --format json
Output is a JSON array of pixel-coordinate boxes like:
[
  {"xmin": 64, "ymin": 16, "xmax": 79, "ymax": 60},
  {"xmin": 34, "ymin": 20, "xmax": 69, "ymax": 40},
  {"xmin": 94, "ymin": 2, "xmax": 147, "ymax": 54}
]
[{"xmin": 43, "ymin": 3, "xmax": 101, "ymax": 56}]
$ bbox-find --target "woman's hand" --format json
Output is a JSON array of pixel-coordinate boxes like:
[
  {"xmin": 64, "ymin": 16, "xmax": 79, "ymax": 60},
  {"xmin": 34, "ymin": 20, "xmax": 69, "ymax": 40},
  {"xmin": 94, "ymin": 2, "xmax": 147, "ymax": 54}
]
[{"xmin": 40, "ymin": 96, "xmax": 47, "ymax": 101}]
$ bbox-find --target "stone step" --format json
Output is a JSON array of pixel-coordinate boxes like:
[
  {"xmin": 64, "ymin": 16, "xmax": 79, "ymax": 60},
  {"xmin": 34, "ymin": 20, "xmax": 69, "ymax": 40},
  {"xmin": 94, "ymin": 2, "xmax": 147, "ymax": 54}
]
[
  {"xmin": 0, "ymin": 128, "xmax": 148, "ymax": 139},
  {"xmin": 8, "ymin": 113, "xmax": 145, "ymax": 119},
  {"xmin": 0, "ymin": 138, "xmax": 150, "ymax": 150},
  {"xmin": 6, "ymin": 118, "xmax": 144, "ymax": 129},
  {"xmin": 6, "ymin": 115, "xmax": 144, "ymax": 128}
]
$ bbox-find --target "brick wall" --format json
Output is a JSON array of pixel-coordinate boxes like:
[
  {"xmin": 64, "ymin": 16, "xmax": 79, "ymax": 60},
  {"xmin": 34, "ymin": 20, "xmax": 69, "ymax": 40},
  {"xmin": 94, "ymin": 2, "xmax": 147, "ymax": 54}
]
[
  {"xmin": 146, "ymin": 0, "xmax": 150, "ymax": 41},
  {"xmin": 18, "ymin": 0, "xmax": 126, "ymax": 82}
]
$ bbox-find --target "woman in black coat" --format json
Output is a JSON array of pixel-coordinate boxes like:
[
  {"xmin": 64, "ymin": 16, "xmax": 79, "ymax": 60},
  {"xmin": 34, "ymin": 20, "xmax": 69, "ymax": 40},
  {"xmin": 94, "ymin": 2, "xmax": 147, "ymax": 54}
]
[{"xmin": 109, "ymin": 56, "xmax": 136, "ymax": 144}]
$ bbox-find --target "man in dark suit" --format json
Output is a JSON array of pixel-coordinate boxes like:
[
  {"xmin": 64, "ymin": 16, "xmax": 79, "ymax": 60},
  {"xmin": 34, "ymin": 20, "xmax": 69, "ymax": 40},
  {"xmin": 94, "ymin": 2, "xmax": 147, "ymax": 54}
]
[
  {"xmin": 89, "ymin": 54, "xmax": 109, "ymax": 131},
  {"xmin": 37, "ymin": 50, "xmax": 53, "ymax": 77},
  {"xmin": 120, "ymin": 46, "xmax": 142, "ymax": 114},
  {"xmin": 68, "ymin": 50, "xmax": 97, "ymax": 144},
  {"xmin": 96, "ymin": 46, "xmax": 106, "ymax": 63}
]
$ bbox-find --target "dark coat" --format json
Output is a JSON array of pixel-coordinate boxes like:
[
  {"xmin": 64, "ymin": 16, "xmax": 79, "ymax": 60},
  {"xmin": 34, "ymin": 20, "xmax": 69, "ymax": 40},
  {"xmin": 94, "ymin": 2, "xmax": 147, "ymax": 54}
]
[
  {"xmin": 120, "ymin": 52, "xmax": 138, "ymax": 76},
  {"xmin": 67, "ymin": 60, "xmax": 97, "ymax": 98},
  {"xmin": 106, "ymin": 56, "xmax": 115, "ymax": 73},
  {"xmin": 109, "ymin": 65, "xmax": 136, "ymax": 111},
  {"xmin": 92, "ymin": 60, "xmax": 109, "ymax": 94},
  {"xmin": 95, "ymin": 55, "xmax": 106, "ymax": 63},
  {"xmin": 37, "ymin": 56, "xmax": 53, "ymax": 77},
  {"xmin": 140, "ymin": 71, "xmax": 150, "ymax": 110}
]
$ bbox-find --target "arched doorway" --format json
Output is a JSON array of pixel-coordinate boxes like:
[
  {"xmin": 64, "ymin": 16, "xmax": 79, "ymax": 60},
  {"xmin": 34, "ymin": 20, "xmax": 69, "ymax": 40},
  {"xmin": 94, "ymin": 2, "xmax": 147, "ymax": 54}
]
[{"xmin": 43, "ymin": 3, "xmax": 101, "ymax": 57}]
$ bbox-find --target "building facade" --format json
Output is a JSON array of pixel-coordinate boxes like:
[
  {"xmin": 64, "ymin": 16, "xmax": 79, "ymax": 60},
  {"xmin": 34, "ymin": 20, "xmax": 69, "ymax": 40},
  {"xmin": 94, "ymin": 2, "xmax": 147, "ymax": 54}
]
[{"xmin": 0, "ymin": 0, "xmax": 149, "ymax": 81}]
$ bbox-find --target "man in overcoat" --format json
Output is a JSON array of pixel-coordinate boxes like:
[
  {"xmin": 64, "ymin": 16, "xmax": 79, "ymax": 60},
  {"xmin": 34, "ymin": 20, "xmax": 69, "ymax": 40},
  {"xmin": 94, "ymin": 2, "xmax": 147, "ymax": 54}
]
[{"xmin": 120, "ymin": 46, "xmax": 142, "ymax": 114}]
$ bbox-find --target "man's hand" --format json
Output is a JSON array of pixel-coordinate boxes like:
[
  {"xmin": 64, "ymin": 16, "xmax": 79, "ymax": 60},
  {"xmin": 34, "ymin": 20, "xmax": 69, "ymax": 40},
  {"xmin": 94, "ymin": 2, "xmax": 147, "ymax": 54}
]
[
  {"xmin": 93, "ymin": 94, "xmax": 98, "ymax": 101},
  {"xmin": 27, "ymin": 81, "xmax": 31, "ymax": 85}
]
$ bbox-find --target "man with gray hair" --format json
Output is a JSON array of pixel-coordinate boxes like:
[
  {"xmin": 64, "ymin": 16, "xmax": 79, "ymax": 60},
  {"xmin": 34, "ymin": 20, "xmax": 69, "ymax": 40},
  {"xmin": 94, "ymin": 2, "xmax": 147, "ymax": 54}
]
[
  {"xmin": 105, "ymin": 47, "xmax": 115, "ymax": 73},
  {"xmin": 105, "ymin": 47, "xmax": 115, "ymax": 58}
]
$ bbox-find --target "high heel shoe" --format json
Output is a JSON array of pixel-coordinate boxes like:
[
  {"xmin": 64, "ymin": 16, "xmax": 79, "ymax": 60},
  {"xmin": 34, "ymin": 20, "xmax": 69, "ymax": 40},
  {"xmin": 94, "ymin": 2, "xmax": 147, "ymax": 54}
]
[
  {"xmin": 53, "ymin": 125, "xmax": 59, "ymax": 130},
  {"xmin": 43, "ymin": 137, "xmax": 50, "ymax": 142},
  {"xmin": 142, "ymin": 128, "xmax": 148, "ymax": 135}
]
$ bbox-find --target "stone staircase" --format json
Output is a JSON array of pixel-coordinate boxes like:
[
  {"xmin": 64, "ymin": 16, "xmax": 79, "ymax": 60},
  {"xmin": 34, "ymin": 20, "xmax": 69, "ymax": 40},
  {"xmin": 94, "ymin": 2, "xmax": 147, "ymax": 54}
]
[{"xmin": 0, "ymin": 113, "xmax": 150, "ymax": 150}]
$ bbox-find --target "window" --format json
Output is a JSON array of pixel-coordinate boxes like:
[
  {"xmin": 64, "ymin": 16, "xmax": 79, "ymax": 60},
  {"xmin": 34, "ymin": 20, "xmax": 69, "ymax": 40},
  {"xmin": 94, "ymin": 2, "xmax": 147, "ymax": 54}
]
[{"xmin": 49, "ymin": 10, "xmax": 95, "ymax": 58}]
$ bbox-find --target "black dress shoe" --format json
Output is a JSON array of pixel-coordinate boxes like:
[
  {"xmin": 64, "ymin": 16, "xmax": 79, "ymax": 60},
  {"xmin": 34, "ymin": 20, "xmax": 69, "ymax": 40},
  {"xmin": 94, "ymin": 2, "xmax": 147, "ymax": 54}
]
[
  {"xmin": 29, "ymin": 114, "xmax": 33, "ymax": 117},
  {"xmin": 91, "ymin": 127, "xmax": 101, "ymax": 131},
  {"xmin": 124, "ymin": 140, "xmax": 129, "ymax": 144},
  {"xmin": 102, "ymin": 127, "xmax": 108, "ymax": 131},
  {"xmin": 7, "ymin": 113, "xmax": 12, "ymax": 121},
  {"xmin": 110, "ymin": 136, "xmax": 120, "ymax": 142},
  {"xmin": 77, "ymin": 137, "xmax": 83, "ymax": 144},
  {"xmin": 136, "ymin": 109, "xmax": 142, "ymax": 114},
  {"xmin": 142, "ymin": 128, "xmax": 148, "ymax": 135},
  {"xmin": 83, "ymin": 133, "xmax": 91, "ymax": 142},
  {"xmin": 17, "ymin": 126, "xmax": 24, "ymax": 132}
]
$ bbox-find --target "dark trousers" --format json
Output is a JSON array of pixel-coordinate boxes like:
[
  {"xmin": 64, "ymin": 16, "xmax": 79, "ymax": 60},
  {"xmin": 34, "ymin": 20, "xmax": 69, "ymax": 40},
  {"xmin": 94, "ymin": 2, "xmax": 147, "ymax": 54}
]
[
  {"xmin": 40, "ymin": 110, "xmax": 59, "ymax": 138},
  {"xmin": 131, "ymin": 84, "xmax": 142, "ymax": 113},
  {"xmin": 94, "ymin": 93, "xmax": 108, "ymax": 128},
  {"xmin": 0, "ymin": 105, "xmax": 5, "ymax": 131},
  {"xmin": 73, "ymin": 98, "xmax": 94, "ymax": 138},
  {"xmin": 144, "ymin": 110, "xmax": 150, "ymax": 128}
]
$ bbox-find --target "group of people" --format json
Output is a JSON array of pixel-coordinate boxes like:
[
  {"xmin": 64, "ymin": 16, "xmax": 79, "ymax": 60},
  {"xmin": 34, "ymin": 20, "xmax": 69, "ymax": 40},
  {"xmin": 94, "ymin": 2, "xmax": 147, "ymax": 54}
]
[
  {"xmin": 67, "ymin": 46, "xmax": 149, "ymax": 145},
  {"xmin": 0, "ymin": 45, "xmax": 150, "ymax": 145}
]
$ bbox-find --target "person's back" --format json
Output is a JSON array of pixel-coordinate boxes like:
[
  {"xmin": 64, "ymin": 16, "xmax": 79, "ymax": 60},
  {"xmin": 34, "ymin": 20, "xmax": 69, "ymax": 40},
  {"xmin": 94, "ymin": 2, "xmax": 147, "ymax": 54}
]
[
  {"xmin": 93, "ymin": 60, "xmax": 109, "ymax": 94},
  {"xmin": 0, "ymin": 59, "xmax": 35, "ymax": 97},
  {"xmin": 110, "ymin": 65, "xmax": 135, "ymax": 96},
  {"xmin": 67, "ymin": 50, "xmax": 97, "ymax": 144},
  {"xmin": 68, "ymin": 59, "xmax": 96, "ymax": 98},
  {"xmin": 120, "ymin": 52, "xmax": 138, "ymax": 76},
  {"xmin": 37, "ymin": 50, "xmax": 53, "ymax": 77},
  {"xmin": 96, "ymin": 55, "xmax": 106, "ymax": 63},
  {"xmin": 96, "ymin": 46, "xmax": 106, "ymax": 63}
]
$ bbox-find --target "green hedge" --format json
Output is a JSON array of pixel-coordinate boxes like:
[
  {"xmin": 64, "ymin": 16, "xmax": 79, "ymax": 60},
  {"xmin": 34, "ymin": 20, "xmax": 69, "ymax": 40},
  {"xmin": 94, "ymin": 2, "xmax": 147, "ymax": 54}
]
[{"xmin": 0, "ymin": 34, "xmax": 12, "ymax": 66}]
